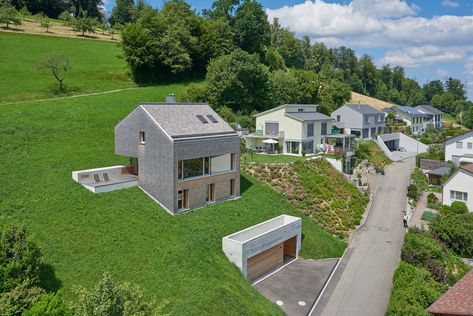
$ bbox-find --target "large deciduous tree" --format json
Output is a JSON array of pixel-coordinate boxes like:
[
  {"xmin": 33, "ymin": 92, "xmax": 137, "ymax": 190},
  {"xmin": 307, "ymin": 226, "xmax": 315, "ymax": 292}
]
[
  {"xmin": 205, "ymin": 49, "xmax": 272, "ymax": 113},
  {"xmin": 0, "ymin": 0, "xmax": 21, "ymax": 28},
  {"xmin": 109, "ymin": 0, "xmax": 134, "ymax": 25},
  {"xmin": 232, "ymin": 0, "xmax": 270, "ymax": 56}
]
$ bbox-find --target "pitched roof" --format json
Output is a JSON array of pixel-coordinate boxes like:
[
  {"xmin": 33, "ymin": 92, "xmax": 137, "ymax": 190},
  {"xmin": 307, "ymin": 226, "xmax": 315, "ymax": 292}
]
[
  {"xmin": 445, "ymin": 130, "xmax": 473, "ymax": 144},
  {"xmin": 344, "ymin": 103, "xmax": 384, "ymax": 115},
  {"xmin": 426, "ymin": 167, "xmax": 450, "ymax": 176},
  {"xmin": 285, "ymin": 112, "xmax": 333, "ymax": 122},
  {"xmin": 140, "ymin": 103, "xmax": 236, "ymax": 139},
  {"xmin": 394, "ymin": 105, "xmax": 426, "ymax": 116},
  {"xmin": 427, "ymin": 270, "xmax": 473, "ymax": 315},
  {"xmin": 416, "ymin": 104, "xmax": 445, "ymax": 115},
  {"xmin": 254, "ymin": 104, "xmax": 318, "ymax": 117},
  {"xmin": 460, "ymin": 163, "xmax": 473, "ymax": 175}
]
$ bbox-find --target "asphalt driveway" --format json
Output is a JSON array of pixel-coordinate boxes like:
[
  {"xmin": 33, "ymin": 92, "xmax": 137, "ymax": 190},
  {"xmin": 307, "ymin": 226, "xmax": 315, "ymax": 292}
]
[
  {"xmin": 314, "ymin": 158, "xmax": 415, "ymax": 316},
  {"xmin": 254, "ymin": 258, "xmax": 338, "ymax": 316}
]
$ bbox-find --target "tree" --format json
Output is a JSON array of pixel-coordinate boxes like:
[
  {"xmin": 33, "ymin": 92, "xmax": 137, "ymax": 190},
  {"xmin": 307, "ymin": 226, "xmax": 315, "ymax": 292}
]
[
  {"xmin": 270, "ymin": 69, "xmax": 320, "ymax": 105},
  {"xmin": 233, "ymin": 0, "xmax": 270, "ymax": 56},
  {"xmin": 0, "ymin": 0, "xmax": 21, "ymax": 28},
  {"xmin": 205, "ymin": 49, "xmax": 272, "ymax": 113},
  {"xmin": 70, "ymin": 0, "xmax": 104, "ymax": 20},
  {"xmin": 422, "ymin": 80, "xmax": 444, "ymax": 103},
  {"xmin": 40, "ymin": 16, "xmax": 50, "ymax": 32},
  {"xmin": 203, "ymin": 0, "xmax": 239, "ymax": 23},
  {"xmin": 358, "ymin": 54, "xmax": 378, "ymax": 96},
  {"xmin": 0, "ymin": 224, "xmax": 42, "ymax": 293},
  {"xmin": 72, "ymin": 13, "xmax": 97, "ymax": 36},
  {"xmin": 199, "ymin": 18, "xmax": 236, "ymax": 62},
  {"xmin": 109, "ymin": 0, "xmax": 134, "ymax": 26},
  {"xmin": 445, "ymin": 77, "xmax": 466, "ymax": 101},
  {"xmin": 74, "ymin": 273, "xmax": 156, "ymax": 316},
  {"xmin": 23, "ymin": 291, "xmax": 71, "ymax": 316},
  {"xmin": 329, "ymin": 46, "xmax": 358, "ymax": 81},
  {"xmin": 58, "ymin": 10, "xmax": 72, "ymax": 25},
  {"xmin": 39, "ymin": 53, "xmax": 72, "ymax": 93},
  {"xmin": 263, "ymin": 46, "xmax": 285, "ymax": 71},
  {"xmin": 307, "ymin": 42, "xmax": 330, "ymax": 73},
  {"xmin": 18, "ymin": 5, "xmax": 30, "ymax": 20}
]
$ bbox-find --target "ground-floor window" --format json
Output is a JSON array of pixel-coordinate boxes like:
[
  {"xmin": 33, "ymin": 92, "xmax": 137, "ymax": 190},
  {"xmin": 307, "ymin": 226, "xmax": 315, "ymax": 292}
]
[
  {"xmin": 302, "ymin": 141, "xmax": 314, "ymax": 154},
  {"xmin": 285, "ymin": 141, "xmax": 300, "ymax": 154},
  {"xmin": 362, "ymin": 129, "xmax": 369, "ymax": 139},
  {"xmin": 230, "ymin": 179, "xmax": 235, "ymax": 196},
  {"xmin": 177, "ymin": 189, "xmax": 189, "ymax": 210},
  {"xmin": 206, "ymin": 183, "xmax": 215, "ymax": 202},
  {"xmin": 450, "ymin": 190, "xmax": 468, "ymax": 202}
]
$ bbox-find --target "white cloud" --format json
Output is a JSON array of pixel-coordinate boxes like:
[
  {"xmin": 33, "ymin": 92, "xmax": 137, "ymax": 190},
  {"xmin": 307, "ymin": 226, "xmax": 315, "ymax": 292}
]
[
  {"xmin": 266, "ymin": 0, "xmax": 473, "ymax": 69},
  {"xmin": 435, "ymin": 68, "xmax": 449, "ymax": 77},
  {"xmin": 442, "ymin": 0, "xmax": 460, "ymax": 8}
]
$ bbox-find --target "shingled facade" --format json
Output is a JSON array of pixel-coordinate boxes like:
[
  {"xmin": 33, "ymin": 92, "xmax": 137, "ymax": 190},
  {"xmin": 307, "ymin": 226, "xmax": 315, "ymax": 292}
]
[{"xmin": 115, "ymin": 100, "xmax": 240, "ymax": 214}]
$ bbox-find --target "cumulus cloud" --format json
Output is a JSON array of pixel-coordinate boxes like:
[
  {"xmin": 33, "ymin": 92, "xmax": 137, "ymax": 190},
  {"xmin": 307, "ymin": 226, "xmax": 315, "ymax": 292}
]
[
  {"xmin": 435, "ymin": 69, "xmax": 449, "ymax": 77},
  {"xmin": 442, "ymin": 0, "xmax": 460, "ymax": 8},
  {"xmin": 266, "ymin": 0, "xmax": 473, "ymax": 74}
]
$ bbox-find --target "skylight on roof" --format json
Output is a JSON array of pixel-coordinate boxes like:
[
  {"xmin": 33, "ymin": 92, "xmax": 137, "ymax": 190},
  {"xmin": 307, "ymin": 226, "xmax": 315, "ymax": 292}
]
[
  {"xmin": 196, "ymin": 115, "xmax": 208, "ymax": 124},
  {"xmin": 207, "ymin": 115, "xmax": 218, "ymax": 123}
]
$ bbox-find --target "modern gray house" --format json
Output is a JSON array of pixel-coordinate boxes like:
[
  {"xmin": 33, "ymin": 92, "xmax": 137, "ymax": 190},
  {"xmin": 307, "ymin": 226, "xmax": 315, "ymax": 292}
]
[
  {"xmin": 392, "ymin": 106, "xmax": 428, "ymax": 134},
  {"xmin": 331, "ymin": 103, "xmax": 386, "ymax": 139},
  {"xmin": 415, "ymin": 104, "xmax": 444, "ymax": 129},
  {"xmin": 114, "ymin": 96, "xmax": 240, "ymax": 214}
]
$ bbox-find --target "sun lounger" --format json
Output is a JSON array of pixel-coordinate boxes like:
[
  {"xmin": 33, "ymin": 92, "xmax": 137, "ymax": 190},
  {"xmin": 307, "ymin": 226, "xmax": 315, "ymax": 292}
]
[
  {"xmin": 93, "ymin": 173, "xmax": 101, "ymax": 183},
  {"xmin": 102, "ymin": 172, "xmax": 110, "ymax": 182}
]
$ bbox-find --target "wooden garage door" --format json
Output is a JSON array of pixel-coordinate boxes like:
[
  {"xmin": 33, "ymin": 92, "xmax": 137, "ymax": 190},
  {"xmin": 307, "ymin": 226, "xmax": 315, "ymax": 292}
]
[{"xmin": 247, "ymin": 243, "xmax": 283, "ymax": 281}]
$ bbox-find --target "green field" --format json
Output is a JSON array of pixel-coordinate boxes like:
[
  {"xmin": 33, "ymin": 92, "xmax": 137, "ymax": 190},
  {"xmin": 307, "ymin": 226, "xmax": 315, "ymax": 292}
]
[
  {"xmin": 0, "ymin": 32, "xmax": 134, "ymax": 103},
  {"xmin": 0, "ymin": 84, "xmax": 345, "ymax": 314}
]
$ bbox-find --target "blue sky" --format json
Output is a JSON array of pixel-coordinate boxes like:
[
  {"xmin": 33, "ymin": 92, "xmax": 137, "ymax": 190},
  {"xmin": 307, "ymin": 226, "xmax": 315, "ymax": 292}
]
[{"xmin": 103, "ymin": 0, "xmax": 473, "ymax": 100}]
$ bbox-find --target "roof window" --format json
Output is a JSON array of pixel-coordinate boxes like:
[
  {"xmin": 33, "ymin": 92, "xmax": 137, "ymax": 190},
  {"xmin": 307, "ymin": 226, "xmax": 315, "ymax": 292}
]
[
  {"xmin": 196, "ymin": 115, "xmax": 208, "ymax": 124},
  {"xmin": 207, "ymin": 115, "xmax": 218, "ymax": 123}
]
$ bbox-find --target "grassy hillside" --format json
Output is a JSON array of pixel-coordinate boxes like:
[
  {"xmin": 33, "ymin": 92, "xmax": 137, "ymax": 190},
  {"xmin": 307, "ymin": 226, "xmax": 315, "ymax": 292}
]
[
  {"xmin": 0, "ymin": 86, "xmax": 345, "ymax": 314},
  {"xmin": 243, "ymin": 160, "xmax": 369, "ymax": 239},
  {"xmin": 355, "ymin": 140, "xmax": 391, "ymax": 169},
  {"xmin": 0, "ymin": 32, "xmax": 133, "ymax": 103}
]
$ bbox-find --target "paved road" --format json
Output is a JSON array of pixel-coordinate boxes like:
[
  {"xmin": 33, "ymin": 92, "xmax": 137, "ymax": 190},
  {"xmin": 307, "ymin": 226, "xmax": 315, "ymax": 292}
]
[{"xmin": 318, "ymin": 158, "xmax": 415, "ymax": 316}]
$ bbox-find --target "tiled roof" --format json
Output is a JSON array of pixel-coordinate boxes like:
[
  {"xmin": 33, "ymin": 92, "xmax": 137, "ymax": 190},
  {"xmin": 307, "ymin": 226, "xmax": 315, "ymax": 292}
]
[
  {"xmin": 344, "ymin": 103, "xmax": 384, "ymax": 115},
  {"xmin": 460, "ymin": 163, "xmax": 473, "ymax": 175},
  {"xmin": 427, "ymin": 269, "xmax": 473, "ymax": 315},
  {"xmin": 426, "ymin": 167, "xmax": 450, "ymax": 176},
  {"xmin": 141, "ymin": 103, "xmax": 236, "ymax": 139}
]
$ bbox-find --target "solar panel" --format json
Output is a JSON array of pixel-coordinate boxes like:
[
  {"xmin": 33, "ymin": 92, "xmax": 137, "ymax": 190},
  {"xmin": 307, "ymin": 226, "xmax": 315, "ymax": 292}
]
[
  {"xmin": 206, "ymin": 115, "xmax": 218, "ymax": 123},
  {"xmin": 196, "ymin": 115, "xmax": 208, "ymax": 124}
]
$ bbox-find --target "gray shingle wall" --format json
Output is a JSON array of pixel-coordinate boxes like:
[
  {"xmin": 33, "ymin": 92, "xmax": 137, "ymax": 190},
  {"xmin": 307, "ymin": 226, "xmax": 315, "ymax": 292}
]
[{"xmin": 115, "ymin": 106, "xmax": 175, "ymax": 211}]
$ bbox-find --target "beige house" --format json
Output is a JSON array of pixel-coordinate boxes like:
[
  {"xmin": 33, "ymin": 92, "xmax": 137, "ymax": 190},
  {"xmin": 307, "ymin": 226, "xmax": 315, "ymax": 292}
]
[{"xmin": 244, "ymin": 104, "xmax": 333, "ymax": 155}]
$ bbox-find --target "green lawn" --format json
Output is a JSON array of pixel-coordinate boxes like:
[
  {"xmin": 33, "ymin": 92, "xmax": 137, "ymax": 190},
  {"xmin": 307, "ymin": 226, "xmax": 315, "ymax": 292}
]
[
  {"xmin": 241, "ymin": 152, "xmax": 306, "ymax": 163},
  {"xmin": 0, "ymin": 32, "xmax": 134, "ymax": 103},
  {"xmin": 0, "ymin": 86, "xmax": 345, "ymax": 314}
]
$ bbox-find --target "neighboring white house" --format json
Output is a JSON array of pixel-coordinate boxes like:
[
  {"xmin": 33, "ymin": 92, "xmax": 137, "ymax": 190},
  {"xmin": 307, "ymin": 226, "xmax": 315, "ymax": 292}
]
[
  {"xmin": 445, "ymin": 130, "xmax": 473, "ymax": 165},
  {"xmin": 331, "ymin": 103, "xmax": 385, "ymax": 139},
  {"xmin": 415, "ymin": 105, "xmax": 445, "ymax": 129},
  {"xmin": 442, "ymin": 164, "xmax": 473, "ymax": 212},
  {"xmin": 392, "ymin": 106, "xmax": 429, "ymax": 134},
  {"xmin": 244, "ymin": 104, "xmax": 333, "ymax": 155}
]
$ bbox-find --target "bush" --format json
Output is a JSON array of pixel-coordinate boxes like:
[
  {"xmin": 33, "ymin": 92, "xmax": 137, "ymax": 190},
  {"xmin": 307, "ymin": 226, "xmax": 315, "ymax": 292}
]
[
  {"xmin": 0, "ymin": 224, "xmax": 42, "ymax": 292},
  {"xmin": 74, "ymin": 273, "xmax": 156, "ymax": 316},
  {"xmin": 0, "ymin": 283, "xmax": 44, "ymax": 315},
  {"xmin": 24, "ymin": 291, "xmax": 71, "ymax": 316},
  {"xmin": 430, "ymin": 213, "xmax": 473, "ymax": 257},
  {"xmin": 386, "ymin": 262, "xmax": 447, "ymax": 316},
  {"xmin": 407, "ymin": 184, "xmax": 418, "ymax": 200},
  {"xmin": 411, "ymin": 168, "xmax": 428, "ymax": 191},
  {"xmin": 401, "ymin": 229, "xmax": 444, "ymax": 266},
  {"xmin": 450, "ymin": 201, "xmax": 469, "ymax": 214},
  {"xmin": 427, "ymin": 193, "xmax": 438, "ymax": 204}
]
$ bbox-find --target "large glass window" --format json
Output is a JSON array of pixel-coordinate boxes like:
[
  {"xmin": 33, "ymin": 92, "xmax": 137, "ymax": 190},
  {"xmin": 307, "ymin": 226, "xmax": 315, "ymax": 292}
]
[
  {"xmin": 291, "ymin": 142, "xmax": 300, "ymax": 154},
  {"xmin": 183, "ymin": 158, "xmax": 204, "ymax": 179},
  {"xmin": 307, "ymin": 123, "xmax": 314, "ymax": 137},
  {"xmin": 451, "ymin": 190, "xmax": 468, "ymax": 201},
  {"xmin": 302, "ymin": 141, "xmax": 314, "ymax": 154},
  {"xmin": 321, "ymin": 123, "xmax": 327, "ymax": 135}
]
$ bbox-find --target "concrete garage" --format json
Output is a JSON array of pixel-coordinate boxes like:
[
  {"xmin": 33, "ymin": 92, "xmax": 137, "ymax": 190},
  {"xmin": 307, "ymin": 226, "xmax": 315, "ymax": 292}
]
[
  {"xmin": 222, "ymin": 215, "xmax": 301, "ymax": 282},
  {"xmin": 377, "ymin": 132, "xmax": 428, "ymax": 161}
]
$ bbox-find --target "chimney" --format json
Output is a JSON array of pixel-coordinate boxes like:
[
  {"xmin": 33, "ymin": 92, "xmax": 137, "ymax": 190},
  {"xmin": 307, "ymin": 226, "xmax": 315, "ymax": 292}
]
[{"xmin": 166, "ymin": 93, "xmax": 176, "ymax": 103}]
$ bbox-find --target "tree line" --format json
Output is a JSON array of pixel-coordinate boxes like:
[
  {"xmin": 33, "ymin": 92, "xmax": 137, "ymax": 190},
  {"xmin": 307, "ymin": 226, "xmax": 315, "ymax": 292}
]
[{"xmin": 116, "ymin": 0, "xmax": 472, "ymax": 121}]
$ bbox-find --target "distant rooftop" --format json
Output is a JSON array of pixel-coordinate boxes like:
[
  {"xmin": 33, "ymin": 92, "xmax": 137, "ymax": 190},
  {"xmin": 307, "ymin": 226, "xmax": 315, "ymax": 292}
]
[
  {"xmin": 395, "ymin": 105, "xmax": 426, "ymax": 116},
  {"xmin": 416, "ymin": 104, "xmax": 444, "ymax": 115},
  {"xmin": 344, "ymin": 103, "xmax": 384, "ymax": 115},
  {"xmin": 140, "ymin": 103, "xmax": 237, "ymax": 139}
]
